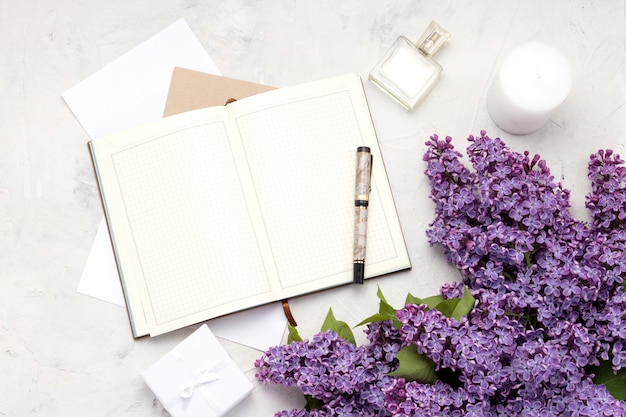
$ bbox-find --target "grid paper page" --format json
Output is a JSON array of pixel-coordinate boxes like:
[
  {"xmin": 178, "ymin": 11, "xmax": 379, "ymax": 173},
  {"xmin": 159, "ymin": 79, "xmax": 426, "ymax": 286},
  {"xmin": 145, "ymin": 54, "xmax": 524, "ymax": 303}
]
[
  {"xmin": 236, "ymin": 90, "xmax": 398, "ymax": 289},
  {"xmin": 111, "ymin": 122, "xmax": 271, "ymax": 326}
]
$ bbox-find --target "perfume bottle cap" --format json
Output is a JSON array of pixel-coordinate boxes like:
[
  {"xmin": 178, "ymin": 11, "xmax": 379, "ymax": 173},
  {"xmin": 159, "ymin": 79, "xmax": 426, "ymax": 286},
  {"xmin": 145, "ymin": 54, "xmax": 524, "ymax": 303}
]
[{"xmin": 416, "ymin": 21, "xmax": 450, "ymax": 57}]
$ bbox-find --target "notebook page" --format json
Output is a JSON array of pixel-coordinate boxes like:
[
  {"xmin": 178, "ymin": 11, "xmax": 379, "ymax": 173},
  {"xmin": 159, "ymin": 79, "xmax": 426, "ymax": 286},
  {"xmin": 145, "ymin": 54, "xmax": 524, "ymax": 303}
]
[
  {"xmin": 90, "ymin": 108, "xmax": 276, "ymax": 336},
  {"xmin": 228, "ymin": 74, "xmax": 404, "ymax": 296}
]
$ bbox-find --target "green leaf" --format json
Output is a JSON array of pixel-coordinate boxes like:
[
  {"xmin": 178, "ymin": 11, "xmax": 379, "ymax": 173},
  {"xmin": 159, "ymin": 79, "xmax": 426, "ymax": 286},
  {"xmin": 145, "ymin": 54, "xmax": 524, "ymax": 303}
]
[
  {"xmin": 304, "ymin": 395, "xmax": 324, "ymax": 411},
  {"xmin": 593, "ymin": 360, "xmax": 626, "ymax": 400},
  {"xmin": 321, "ymin": 308, "xmax": 356, "ymax": 345},
  {"xmin": 376, "ymin": 286, "xmax": 398, "ymax": 317},
  {"xmin": 356, "ymin": 313, "xmax": 393, "ymax": 327},
  {"xmin": 356, "ymin": 286, "xmax": 400, "ymax": 328},
  {"xmin": 405, "ymin": 293, "xmax": 445, "ymax": 310},
  {"xmin": 434, "ymin": 297, "xmax": 461, "ymax": 318},
  {"xmin": 388, "ymin": 344, "xmax": 438, "ymax": 383},
  {"xmin": 524, "ymin": 251, "xmax": 532, "ymax": 268},
  {"xmin": 423, "ymin": 295, "xmax": 446, "ymax": 309},
  {"xmin": 287, "ymin": 323, "xmax": 302, "ymax": 344},
  {"xmin": 434, "ymin": 287, "xmax": 476, "ymax": 320}
]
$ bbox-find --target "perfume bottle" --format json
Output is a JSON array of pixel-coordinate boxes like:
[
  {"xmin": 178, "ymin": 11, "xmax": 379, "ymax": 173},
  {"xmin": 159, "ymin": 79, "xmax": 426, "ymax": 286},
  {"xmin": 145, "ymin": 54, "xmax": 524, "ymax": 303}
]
[{"xmin": 369, "ymin": 21, "xmax": 450, "ymax": 110}]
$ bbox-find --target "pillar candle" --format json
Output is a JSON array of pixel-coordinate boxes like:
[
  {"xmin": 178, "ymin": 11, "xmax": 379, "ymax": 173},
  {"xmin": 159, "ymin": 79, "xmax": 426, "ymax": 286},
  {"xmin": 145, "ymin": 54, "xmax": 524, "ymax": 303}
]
[{"xmin": 486, "ymin": 41, "xmax": 572, "ymax": 135}]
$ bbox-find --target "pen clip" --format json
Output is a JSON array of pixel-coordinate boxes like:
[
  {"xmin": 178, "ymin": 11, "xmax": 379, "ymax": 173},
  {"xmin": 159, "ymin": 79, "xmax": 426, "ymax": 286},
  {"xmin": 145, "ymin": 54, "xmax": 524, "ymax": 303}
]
[
  {"xmin": 355, "ymin": 146, "xmax": 373, "ymax": 200},
  {"xmin": 368, "ymin": 153, "xmax": 373, "ymax": 191}
]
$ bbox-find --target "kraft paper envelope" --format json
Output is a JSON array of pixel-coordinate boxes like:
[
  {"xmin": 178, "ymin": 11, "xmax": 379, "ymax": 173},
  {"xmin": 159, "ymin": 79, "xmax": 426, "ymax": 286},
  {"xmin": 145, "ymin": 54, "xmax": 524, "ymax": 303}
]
[{"xmin": 163, "ymin": 67, "xmax": 275, "ymax": 116}]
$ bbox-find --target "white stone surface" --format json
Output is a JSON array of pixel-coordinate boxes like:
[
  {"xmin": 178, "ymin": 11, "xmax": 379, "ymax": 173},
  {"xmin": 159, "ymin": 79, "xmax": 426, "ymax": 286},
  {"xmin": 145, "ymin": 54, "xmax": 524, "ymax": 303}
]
[{"xmin": 1, "ymin": 1, "xmax": 624, "ymax": 416}]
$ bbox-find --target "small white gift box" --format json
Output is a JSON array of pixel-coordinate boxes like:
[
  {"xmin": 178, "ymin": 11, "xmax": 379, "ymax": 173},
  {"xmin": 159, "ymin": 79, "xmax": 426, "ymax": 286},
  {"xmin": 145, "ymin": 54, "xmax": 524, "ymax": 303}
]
[{"xmin": 142, "ymin": 324, "xmax": 253, "ymax": 417}]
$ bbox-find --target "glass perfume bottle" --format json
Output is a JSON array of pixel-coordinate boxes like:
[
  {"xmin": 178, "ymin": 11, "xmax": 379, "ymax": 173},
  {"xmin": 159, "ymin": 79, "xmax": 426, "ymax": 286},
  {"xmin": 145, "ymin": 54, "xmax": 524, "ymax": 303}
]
[{"xmin": 369, "ymin": 21, "xmax": 450, "ymax": 110}]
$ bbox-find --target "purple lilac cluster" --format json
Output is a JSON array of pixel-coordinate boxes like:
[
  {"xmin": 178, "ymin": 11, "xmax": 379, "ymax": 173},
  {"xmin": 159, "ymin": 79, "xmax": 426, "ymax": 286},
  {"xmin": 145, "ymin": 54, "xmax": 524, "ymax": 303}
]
[
  {"xmin": 255, "ymin": 323, "xmax": 403, "ymax": 417},
  {"xmin": 423, "ymin": 132, "xmax": 626, "ymax": 371},
  {"xmin": 255, "ymin": 131, "xmax": 626, "ymax": 416},
  {"xmin": 387, "ymin": 284, "xmax": 626, "ymax": 415},
  {"xmin": 416, "ymin": 131, "xmax": 626, "ymax": 413}
]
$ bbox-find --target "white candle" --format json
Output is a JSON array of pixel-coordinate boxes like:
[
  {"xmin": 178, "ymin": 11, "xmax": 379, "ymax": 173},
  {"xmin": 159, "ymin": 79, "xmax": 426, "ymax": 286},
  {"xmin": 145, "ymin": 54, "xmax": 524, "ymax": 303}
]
[{"xmin": 486, "ymin": 41, "xmax": 572, "ymax": 135}]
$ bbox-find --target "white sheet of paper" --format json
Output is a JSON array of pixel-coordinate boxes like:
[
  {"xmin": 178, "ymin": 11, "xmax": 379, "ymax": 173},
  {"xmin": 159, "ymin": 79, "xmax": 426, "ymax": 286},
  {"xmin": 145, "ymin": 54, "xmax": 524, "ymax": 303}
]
[
  {"xmin": 64, "ymin": 19, "xmax": 286, "ymax": 351},
  {"xmin": 207, "ymin": 302, "xmax": 286, "ymax": 351},
  {"xmin": 63, "ymin": 19, "xmax": 218, "ymax": 139},
  {"xmin": 76, "ymin": 219, "xmax": 124, "ymax": 306}
]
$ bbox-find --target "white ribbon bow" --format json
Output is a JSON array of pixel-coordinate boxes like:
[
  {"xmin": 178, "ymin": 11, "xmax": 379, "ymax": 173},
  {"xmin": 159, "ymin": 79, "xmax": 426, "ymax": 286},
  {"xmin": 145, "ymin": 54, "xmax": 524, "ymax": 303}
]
[{"xmin": 180, "ymin": 369, "xmax": 220, "ymax": 399}]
